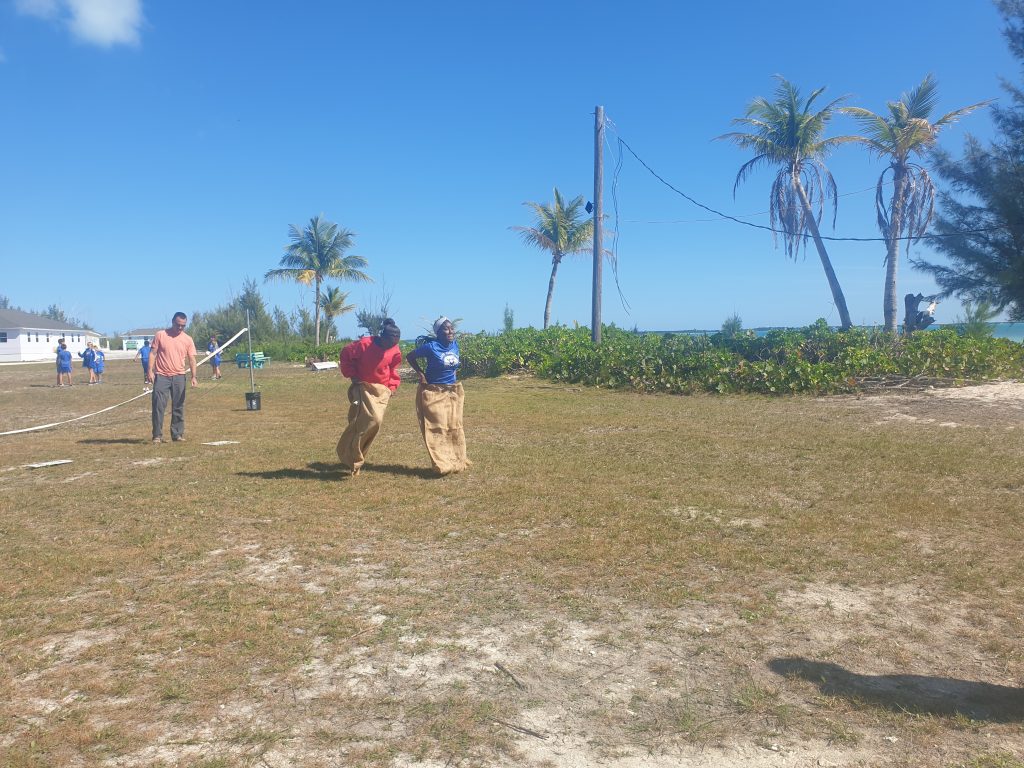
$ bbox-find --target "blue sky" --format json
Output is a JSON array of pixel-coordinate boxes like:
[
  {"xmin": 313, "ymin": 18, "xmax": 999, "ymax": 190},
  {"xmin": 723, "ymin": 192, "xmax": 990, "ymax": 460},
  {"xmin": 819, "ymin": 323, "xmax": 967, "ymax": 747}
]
[{"xmin": 0, "ymin": 0, "xmax": 1014, "ymax": 336}]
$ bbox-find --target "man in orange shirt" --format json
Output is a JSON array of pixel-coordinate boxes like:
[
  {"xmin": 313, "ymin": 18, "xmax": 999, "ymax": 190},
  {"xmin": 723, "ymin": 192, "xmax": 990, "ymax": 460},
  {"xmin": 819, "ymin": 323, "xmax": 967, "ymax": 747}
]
[{"xmin": 148, "ymin": 311, "xmax": 199, "ymax": 444}]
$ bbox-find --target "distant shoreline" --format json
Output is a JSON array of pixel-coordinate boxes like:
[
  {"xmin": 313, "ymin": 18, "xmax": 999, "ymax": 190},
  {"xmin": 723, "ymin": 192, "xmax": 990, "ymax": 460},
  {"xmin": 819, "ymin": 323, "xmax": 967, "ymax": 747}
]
[{"xmin": 648, "ymin": 322, "xmax": 1024, "ymax": 342}]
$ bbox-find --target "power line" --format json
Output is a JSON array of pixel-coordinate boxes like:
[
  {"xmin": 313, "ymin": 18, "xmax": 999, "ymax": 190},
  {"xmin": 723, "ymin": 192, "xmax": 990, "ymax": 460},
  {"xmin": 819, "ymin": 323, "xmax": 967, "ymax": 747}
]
[
  {"xmin": 614, "ymin": 134, "xmax": 1002, "ymax": 243},
  {"xmin": 624, "ymin": 181, "xmax": 886, "ymax": 224}
]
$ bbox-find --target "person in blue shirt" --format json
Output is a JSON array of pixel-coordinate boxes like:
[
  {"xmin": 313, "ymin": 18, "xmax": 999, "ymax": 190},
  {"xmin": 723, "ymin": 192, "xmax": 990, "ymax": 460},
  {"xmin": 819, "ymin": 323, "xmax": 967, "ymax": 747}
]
[
  {"xmin": 407, "ymin": 316, "xmax": 471, "ymax": 475},
  {"xmin": 133, "ymin": 340, "xmax": 152, "ymax": 385},
  {"xmin": 92, "ymin": 347, "xmax": 106, "ymax": 384},
  {"xmin": 208, "ymin": 335, "xmax": 222, "ymax": 379},
  {"xmin": 79, "ymin": 342, "xmax": 97, "ymax": 384},
  {"xmin": 55, "ymin": 341, "xmax": 73, "ymax": 387}
]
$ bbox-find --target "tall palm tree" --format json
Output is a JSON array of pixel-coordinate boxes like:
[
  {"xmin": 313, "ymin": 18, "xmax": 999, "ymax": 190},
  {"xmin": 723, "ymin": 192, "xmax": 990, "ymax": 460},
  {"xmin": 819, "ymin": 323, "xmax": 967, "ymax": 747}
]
[
  {"xmin": 265, "ymin": 215, "xmax": 371, "ymax": 345},
  {"xmin": 510, "ymin": 188, "xmax": 593, "ymax": 329},
  {"xmin": 318, "ymin": 286, "xmax": 355, "ymax": 344},
  {"xmin": 719, "ymin": 77, "xmax": 856, "ymax": 329},
  {"xmin": 843, "ymin": 76, "xmax": 990, "ymax": 332}
]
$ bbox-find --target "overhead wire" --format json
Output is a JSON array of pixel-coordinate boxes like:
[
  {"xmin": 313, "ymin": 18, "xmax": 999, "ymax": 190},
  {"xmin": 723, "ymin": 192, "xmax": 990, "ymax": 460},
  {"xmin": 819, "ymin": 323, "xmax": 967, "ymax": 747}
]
[
  {"xmin": 624, "ymin": 181, "xmax": 889, "ymax": 224},
  {"xmin": 611, "ymin": 132, "xmax": 1004, "ymax": 243},
  {"xmin": 605, "ymin": 118, "xmax": 631, "ymax": 313}
]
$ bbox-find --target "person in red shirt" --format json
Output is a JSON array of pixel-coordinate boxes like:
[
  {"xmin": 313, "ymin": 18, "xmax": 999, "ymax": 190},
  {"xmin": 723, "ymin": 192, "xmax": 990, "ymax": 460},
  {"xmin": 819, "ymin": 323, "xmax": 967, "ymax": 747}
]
[{"xmin": 336, "ymin": 319, "xmax": 402, "ymax": 475}]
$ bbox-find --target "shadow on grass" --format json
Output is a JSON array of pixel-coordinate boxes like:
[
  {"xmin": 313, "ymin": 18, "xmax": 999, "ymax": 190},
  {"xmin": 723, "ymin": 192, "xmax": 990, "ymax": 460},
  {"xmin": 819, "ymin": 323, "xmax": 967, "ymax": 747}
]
[
  {"xmin": 769, "ymin": 657, "xmax": 1024, "ymax": 722},
  {"xmin": 79, "ymin": 438, "xmax": 149, "ymax": 445},
  {"xmin": 361, "ymin": 463, "xmax": 438, "ymax": 479},
  {"xmin": 236, "ymin": 462, "xmax": 439, "ymax": 481},
  {"xmin": 237, "ymin": 462, "xmax": 346, "ymax": 481}
]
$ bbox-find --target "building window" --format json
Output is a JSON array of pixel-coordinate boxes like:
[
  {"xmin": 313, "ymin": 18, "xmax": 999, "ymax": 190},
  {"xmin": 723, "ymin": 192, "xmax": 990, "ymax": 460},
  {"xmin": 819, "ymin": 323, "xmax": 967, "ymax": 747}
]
[{"xmin": 0, "ymin": 332, "xmax": 7, "ymax": 343}]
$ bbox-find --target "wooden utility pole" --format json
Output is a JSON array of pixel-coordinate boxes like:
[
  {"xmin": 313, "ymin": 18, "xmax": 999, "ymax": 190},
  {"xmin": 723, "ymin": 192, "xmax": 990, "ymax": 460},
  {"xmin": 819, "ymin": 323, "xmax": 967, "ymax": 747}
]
[{"xmin": 592, "ymin": 105, "xmax": 604, "ymax": 344}]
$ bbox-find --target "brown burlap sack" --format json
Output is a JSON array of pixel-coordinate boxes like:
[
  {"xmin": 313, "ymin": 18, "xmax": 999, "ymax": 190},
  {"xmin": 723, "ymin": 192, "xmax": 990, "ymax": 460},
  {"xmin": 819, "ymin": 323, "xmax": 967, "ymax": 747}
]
[
  {"xmin": 336, "ymin": 381, "xmax": 392, "ymax": 474},
  {"xmin": 415, "ymin": 382, "xmax": 471, "ymax": 475}
]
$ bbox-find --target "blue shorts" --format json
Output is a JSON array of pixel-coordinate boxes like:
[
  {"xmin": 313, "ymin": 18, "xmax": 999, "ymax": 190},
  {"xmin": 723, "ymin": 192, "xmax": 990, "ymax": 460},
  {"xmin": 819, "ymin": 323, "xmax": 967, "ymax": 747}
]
[{"xmin": 58, "ymin": 365, "xmax": 72, "ymax": 373}]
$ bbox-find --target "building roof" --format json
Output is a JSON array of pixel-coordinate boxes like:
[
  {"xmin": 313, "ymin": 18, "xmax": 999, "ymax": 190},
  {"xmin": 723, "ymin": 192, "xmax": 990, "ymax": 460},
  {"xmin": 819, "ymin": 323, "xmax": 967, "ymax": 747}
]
[
  {"xmin": 123, "ymin": 328, "xmax": 163, "ymax": 336},
  {"xmin": 0, "ymin": 307, "xmax": 90, "ymax": 332}
]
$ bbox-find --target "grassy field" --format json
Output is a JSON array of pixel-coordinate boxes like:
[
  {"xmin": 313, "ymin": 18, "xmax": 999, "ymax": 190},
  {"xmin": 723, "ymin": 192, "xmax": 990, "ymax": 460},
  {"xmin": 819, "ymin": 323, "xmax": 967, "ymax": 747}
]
[{"xmin": 1, "ymin": 359, "xmax": 1022, "ymax": 767}]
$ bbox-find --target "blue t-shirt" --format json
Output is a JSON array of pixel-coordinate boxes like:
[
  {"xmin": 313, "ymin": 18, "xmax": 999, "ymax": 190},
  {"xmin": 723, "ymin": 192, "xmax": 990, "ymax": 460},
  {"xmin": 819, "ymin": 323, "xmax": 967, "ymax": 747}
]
[
  {"xmin": 56, "ymin": 349, "xmax": 72, "ymax": 370},
  {"xmin": 139, "ymin": 345, "xmax": 151, "ymax": 365},
  {"xmin": 208, "ymin": 341, "xmax": 221, "ymax": 365},
  {"xmin": 79, "ymin": 348, "xmax": 95, "ymax": 369},
  {"xmin": 410, "ymin": 339, "xmax": 460, "ymax": 385},
  {"xmin": 93, "ymin": 350, "xmax": 105, "ymax": 372}
]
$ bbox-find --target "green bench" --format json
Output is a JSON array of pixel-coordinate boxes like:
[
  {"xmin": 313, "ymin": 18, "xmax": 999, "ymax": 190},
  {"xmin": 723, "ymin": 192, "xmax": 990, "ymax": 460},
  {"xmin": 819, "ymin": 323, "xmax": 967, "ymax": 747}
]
[{"xmin": 235, "ymin": 352, "xmax": 270, "ymax": 369}]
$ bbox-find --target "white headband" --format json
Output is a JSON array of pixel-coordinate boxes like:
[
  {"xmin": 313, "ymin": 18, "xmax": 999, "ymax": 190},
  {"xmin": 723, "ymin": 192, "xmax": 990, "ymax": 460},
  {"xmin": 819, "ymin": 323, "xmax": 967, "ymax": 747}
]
[{"xmin": 433, "ymin": 316, "xmax": 450, "ymax": 336}]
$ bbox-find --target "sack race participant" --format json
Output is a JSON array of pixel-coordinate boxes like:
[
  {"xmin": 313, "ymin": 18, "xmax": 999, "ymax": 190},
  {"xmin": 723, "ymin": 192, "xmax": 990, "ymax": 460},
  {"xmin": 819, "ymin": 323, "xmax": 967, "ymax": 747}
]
[
  {"xmin": 407, "ymin": 316, "xmax": 471, "ymax": 476},
  {"xmin": 336, "ymin": 319, "xmax": 402, "ymax": 476}
]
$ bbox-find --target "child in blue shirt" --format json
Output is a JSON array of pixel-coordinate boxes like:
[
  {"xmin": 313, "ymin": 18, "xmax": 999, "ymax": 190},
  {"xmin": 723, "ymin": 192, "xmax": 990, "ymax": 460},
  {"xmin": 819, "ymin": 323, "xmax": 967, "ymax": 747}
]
[
  {"xmin": 79, "ymin": 343, "xmax": 97, "ymax": 384},
  {"xmin": 133, "ymin": 340, "xmax": 152, "ymax": 384},
  {"xmin": 92, "ymin": 348, "xmax": 106, "ymax": 383},
  {"xmin": 208, "ymin": 335, "xmax": 222, "ymax": 379},
  {"xmin": 56, "ymin": 342, "xmax": 73, "ymax": 387}
]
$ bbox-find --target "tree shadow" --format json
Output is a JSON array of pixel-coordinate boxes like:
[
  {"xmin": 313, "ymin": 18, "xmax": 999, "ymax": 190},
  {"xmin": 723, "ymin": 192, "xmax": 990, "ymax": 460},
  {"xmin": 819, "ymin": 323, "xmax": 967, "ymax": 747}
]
[
  {"xmin": 769, "ymin": 657, "xmax": 1024, "ymax": 722},
  {"xmin": 78, "ymin": 438, "xmax": 149, "ymax": 445}
]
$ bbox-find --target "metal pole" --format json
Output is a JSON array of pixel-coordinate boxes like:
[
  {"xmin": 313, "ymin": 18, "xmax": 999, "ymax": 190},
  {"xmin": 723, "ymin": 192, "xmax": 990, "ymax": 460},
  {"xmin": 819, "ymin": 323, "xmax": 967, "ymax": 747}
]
[
  {"xmin": 592, "ymin": 105, "xmax": 604, "ymax": 345},
  {"xmin": 246, "ymin": 309, "xmax": 255, "ymax": 393}
]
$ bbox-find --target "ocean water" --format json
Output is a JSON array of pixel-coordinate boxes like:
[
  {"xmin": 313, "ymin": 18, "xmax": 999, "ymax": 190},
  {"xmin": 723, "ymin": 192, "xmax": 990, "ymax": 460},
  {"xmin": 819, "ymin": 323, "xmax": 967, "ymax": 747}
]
[
  {"xmin": 991, "ymin": 322, "xmax": 1024, "ymax": 342},
  {"xmin": 667, "ymin": 322, "xmax": 1024, "ymax": 341}
]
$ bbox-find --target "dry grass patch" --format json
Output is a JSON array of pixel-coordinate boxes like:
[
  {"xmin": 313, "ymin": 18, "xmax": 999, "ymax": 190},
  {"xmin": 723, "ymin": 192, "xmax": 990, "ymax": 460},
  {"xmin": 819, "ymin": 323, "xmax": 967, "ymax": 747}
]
[{"xmin": 0, "ymin": 360, "xmax": 1021, "ymax": 766}]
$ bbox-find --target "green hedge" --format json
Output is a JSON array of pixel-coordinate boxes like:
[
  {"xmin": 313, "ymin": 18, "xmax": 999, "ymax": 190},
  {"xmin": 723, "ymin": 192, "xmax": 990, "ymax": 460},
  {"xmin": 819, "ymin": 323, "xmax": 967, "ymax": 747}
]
[{"xmin": 457, "ymin": 321, "xmax": 1024, "ymax": 395}]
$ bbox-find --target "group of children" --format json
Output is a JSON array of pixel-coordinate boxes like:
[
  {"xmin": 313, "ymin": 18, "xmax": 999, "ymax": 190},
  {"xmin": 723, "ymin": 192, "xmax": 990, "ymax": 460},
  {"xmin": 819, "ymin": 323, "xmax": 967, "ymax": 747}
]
[{"xmin": 54, "ymin": 339, "xmax": 105, "ymax": 387}]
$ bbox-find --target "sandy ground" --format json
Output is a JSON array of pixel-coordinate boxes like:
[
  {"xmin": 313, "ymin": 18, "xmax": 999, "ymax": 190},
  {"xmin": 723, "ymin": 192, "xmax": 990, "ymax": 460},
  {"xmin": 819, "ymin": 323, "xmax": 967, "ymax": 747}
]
[{"xmin": 3, "ymin": 379, "xmax": 1022, "ymax": 767}]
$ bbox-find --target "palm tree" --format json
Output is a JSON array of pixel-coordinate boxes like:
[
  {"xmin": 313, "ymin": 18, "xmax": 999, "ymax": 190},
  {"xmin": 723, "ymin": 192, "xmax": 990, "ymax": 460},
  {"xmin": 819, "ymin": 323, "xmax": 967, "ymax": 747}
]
[
  {"xmin": 318, "ymin": 286, "xmax": 355, "ymax": 344},
  {"xmin": 719, "ymin": 77, "xmax": 856, "ymax": 329},
  {"xmin": 264, "ymin": 215, "xmax": 371, "ymax": 345},
  {"xmin": 510, "ymin": 188, "xmax": 593, "ymax": 329},
  {"xmin": 843, "ymin": 76, "xmax": 990, "ymax": 332}
]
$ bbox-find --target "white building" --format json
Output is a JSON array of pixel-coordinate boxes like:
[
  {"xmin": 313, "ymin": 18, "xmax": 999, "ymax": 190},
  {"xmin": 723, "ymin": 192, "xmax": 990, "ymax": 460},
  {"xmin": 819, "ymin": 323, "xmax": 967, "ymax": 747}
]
[
  {"xmin": 121, "ymin": 328, "xmax": 162, "ymax": 351},
  {"xmin": 0, "ymin": 308, "xmax": 101, "ymax": 363}
]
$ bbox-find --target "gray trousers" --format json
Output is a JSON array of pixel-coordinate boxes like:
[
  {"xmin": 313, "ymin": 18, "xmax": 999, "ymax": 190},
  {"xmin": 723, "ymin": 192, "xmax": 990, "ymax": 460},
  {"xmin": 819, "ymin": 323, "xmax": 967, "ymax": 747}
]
[{"xmin": 151, "ymin": 373, "xmax": 187, "ymax": 439}]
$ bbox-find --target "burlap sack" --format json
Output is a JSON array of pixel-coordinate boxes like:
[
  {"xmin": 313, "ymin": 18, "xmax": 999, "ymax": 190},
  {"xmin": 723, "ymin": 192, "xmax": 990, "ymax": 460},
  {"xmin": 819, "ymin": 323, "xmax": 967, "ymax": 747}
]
[
  {"xmin": 336, "ymin": 381, "xmax": 392, "ymax": 474},
  {"xmin": 416, "ymin": 382, "xmax": 471, "ymax": 475}
]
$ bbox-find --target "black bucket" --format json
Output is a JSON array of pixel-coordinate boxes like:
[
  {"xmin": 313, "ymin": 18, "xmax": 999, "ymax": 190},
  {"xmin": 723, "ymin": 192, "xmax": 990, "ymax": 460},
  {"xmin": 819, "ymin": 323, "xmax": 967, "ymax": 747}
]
[{"xmin": 245, "ymin": 391, "xmax": 261, "ymax": 411}]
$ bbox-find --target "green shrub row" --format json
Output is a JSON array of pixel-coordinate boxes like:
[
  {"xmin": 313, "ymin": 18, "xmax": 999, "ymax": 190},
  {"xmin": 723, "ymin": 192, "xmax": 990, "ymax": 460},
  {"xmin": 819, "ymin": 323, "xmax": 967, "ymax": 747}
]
[
  {"xmin": 254, "ymin": 339, "xmax": 353, "ymax": 363},
  {"xmin": 457, "ymin": 320, "xmax": 1024, "ymax": 395}
]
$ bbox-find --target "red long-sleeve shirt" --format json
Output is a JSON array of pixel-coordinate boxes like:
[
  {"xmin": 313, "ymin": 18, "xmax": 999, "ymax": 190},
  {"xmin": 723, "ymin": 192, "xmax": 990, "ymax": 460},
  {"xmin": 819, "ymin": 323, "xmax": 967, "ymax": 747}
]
[{"xmin": 339, "ymin": 336, "xmax": 402, "ymax": 391}]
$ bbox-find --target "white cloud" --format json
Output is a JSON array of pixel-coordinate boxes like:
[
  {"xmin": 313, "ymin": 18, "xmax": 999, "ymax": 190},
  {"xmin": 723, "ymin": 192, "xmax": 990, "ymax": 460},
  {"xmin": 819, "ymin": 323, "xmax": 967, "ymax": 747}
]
[
  {"xmin": 14, "ymin": 0, "xmax": 60, "ymax": 19},
  {"xmin": 66, "ymin": 0, "xmax": 143, "ymax": 47},
  {"xmin": 16, "ymin": 0, "xmax": 144, "ymax": 48}
]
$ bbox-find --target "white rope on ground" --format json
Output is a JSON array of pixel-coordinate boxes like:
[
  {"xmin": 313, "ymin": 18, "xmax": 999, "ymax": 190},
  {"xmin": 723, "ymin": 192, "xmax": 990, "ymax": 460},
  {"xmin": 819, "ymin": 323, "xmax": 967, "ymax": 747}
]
[{"xmin": 0, "ymin": 327, "xmax": 249, "ymax": 437}]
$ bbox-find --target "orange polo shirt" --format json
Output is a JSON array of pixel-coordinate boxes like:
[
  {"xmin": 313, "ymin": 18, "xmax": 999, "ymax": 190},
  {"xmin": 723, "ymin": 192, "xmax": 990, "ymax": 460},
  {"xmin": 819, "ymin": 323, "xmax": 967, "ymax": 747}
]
[{"xmin": 150, "ymin": 329, "xmax": 197, "ymax": 377}]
